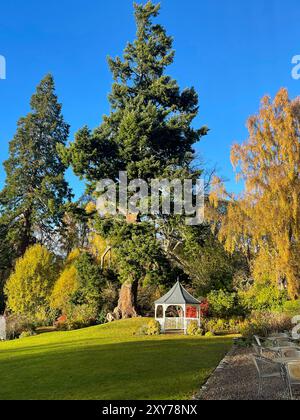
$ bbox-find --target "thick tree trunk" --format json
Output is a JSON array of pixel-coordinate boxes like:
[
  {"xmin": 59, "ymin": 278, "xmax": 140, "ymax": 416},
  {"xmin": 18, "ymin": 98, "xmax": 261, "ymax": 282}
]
[{"xmin": 113, "ymin": 280, "xmax": 138, "ymax": 319}]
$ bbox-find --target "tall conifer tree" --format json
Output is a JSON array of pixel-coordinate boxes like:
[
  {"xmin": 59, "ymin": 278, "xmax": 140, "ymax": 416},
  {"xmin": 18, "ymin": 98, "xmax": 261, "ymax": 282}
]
[
  {"xmin": 0, "ymin": 74, "xmax": 72, "ymax": 263},
  {"xmin": 62, "ymin": 2, "xmax": 208, "ymax": 317},
  {"xmin": 63, "ymin": 1, "xmax": 208, "ymax": 187}
]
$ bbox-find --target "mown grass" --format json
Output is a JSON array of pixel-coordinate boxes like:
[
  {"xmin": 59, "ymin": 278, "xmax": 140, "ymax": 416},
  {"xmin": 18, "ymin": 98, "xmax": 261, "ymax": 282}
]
[{"xmin": 0, "ymin": 318, "xmax": 233, "ymax": 400}]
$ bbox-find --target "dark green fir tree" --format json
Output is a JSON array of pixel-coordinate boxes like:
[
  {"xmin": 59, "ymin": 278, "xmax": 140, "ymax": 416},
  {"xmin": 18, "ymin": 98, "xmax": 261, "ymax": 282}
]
[
  {"xmin": 61, "ymin": 1, "xmax": 208, "ymax": 317},
  {"xmin": 0, "ymin": 74, "xmax": 72, "ymax": 267},
  {"xmin": 62, "ymin": 1, "xmax": 208, "ymax": 187}
]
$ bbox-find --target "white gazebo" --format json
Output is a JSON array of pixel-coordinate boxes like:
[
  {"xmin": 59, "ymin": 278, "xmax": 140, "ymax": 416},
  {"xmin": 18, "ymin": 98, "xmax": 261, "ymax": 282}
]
[{"xmin": 155, "ymin": 281, "xmax": 201, "ymax": 334}]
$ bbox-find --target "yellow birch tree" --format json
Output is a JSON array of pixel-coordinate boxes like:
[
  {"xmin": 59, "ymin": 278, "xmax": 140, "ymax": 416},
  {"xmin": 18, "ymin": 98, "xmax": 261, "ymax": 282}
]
[{"xmin": 211, "ymin": 89, "xmax": 300, "ymax": 298}]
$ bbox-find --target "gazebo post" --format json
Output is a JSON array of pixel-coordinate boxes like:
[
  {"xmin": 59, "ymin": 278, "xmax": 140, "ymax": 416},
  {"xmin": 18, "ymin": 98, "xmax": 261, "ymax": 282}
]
[
  {"xmin": 183, "ymin": 303, "xmax": 187, "ymax": 335},
  {"xmin": 163, "ymin": 304, "xmax": 167, "ymax": 333}
]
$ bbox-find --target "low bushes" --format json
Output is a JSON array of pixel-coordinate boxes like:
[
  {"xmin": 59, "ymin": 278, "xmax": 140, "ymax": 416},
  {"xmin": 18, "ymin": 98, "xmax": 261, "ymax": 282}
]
[
  {"xmin": 200, "ymin": 299, "xmax": 210, "ymax": 317},
  {"xmin": 6, "ymin": 315, "xmax": 36, "ymax": 340},
  {"xmin": 239, "ymin": 311, "xmax": 293, "ymax": 341},
  {"xmin": 187, "ymin": 320, "xmax": 202, "ymax": 336},
  {"xmin": 201, "ymin": 311, "xmax": 293, "ymax": 340},
  {"xmin": 205, "ymin": 331, "xmax": 215, "ymax": 338},
  {"xmin": 19, "ymin": 330, "xmax": 37, "ymax": 339},
  {"xmin": 238, "ymin": 280, "xmax": 288, "ymax": 313},
  {"xmin": 202, "ymin": 317, "xmax": 244, "ymax": 335},
  {"xmin": 205, "ymin": 282, "xmax": 290, "ymax": 320},
  {"xmin": 202, "ymin": 283, "xmax": 294, "ymax": 342},
  {"xmin": 65, "ymin": 304, "xmax": 98, "ymax": 330},
  {"xmin": 135, "ymin": 319, "xmax": 161, "ymax": 336},
  {"xmin": 282, "ymin": 300, "xmax": 300, "ymax": 317},
  {"xmin": 147, "ymin": 319, "xmax": 161, "ymax": 336}
]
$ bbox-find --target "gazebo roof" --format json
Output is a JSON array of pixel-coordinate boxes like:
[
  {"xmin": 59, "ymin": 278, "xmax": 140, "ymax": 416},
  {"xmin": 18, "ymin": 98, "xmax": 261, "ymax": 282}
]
[{"xmin": 155, "ymin": 281, "xmax": 200, "ymax": 305}]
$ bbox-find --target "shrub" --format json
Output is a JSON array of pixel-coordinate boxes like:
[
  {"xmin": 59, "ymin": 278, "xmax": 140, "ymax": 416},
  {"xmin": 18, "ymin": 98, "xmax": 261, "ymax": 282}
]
[
  {"xmin": 53, "ymin": 252, "xmax": 118, "ymax": 331},
  {"xmin": 19, "ymin": 330, "xmax": 36, "ymax": 339},
  {"xmin": 228, "ymin": 318, "xmax": 244, "ymax": 334},
  {"xmin": 146, "ymin": 319, "xmax": 161, "ymax": 336},
  {"xmin": 187, "ymin": 320, "xmax": 202, "ymax": 336},
  {"xmin": 97, "ymin": 310, "xmax": 107, "ymax": 326},
  {"xmin": 205, "ymin": 331, "xmax": 215, "ymax": 338},
  {"xmin": 205, "ymin": 319, "xmax": 223, "ymax": 334},
  {"xmin": 207, "ymin": 290, "xmax": 237, "ymax": 318},
  {"xmin": 202, "ymin": 317, "xmax": 244, "ymax": 335},
  {"xmin": 282, "ymin": 300, "xmax": 300, "ymax": 317},
  {"xmin": 240, "ymin": 311, "xmax": 292, "ymax": 340},
  {"xmin": 134, "ymin": 324, "xmax": 149, "ymax": 336},
  {"xmin": 200, "ymin": 299, "xmax": 210, "ymax": 317},
  {"xmin": 206, "ymin": 318, "xmax": 227, "ymax": 334},
  {"xmin": 134, "ymin": 320, "xmax": 161, "ymax": 336},
  {"xmin": 65, "ymin": 304, "xmax": 98, "ymax": 330},
  {"xmin": 6, "ymin": 315, "xmax": 36, "ymax": 340},
  {"xmin": 239, "ymin": 280, "xmax": 288, "ymax": 313}
]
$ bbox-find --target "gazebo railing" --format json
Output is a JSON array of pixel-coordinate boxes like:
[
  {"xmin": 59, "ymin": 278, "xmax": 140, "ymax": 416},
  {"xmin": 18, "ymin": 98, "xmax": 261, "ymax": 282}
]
[
  {"xmin": 165, "ymin": 317, "xmax": 185, "ymax": 330},
  {"xmin": 162, "ymin": 317, "xmax": 200, "ymax": 331}
]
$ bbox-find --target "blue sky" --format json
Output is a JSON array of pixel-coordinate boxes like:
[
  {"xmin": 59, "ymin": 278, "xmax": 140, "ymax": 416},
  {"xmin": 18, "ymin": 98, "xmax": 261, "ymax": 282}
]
[{"xmin": 1, "ymin": 0, "xmax": 300, "ymax": 199}]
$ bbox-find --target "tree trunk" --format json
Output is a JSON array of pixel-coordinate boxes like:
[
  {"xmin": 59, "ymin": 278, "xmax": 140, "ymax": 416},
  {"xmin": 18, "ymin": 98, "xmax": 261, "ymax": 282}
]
[
  {"xmin": 19, "ymin": 208, "xmax": 33, "ymax": 257},
  {"xmin": 114, "ymin": 280, "xmax": 138, "ymax": 319}
]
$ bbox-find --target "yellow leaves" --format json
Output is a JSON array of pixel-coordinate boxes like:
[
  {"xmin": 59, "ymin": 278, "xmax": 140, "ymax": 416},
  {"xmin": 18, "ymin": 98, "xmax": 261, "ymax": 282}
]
[
  {"xmin": 216, "ymin": 88, "xmax": 300, "ymax": 298},
  {"xmin": 88, "ymin": 233, "xmax": 108, "ymax": 262},
  {"xmin": 5, "ymin": 244, "xmax": 56, "ymax": 318},
  {"xmin": 66, "ymin": 248, "xmax": 81, "ymax": 264},
  {"xmin": 261, "ymin": 94, "xmax": 271, "ymax": 108},
  {"xmin": 230, "ymin": 144, "xmax": 241, "ymax": 170},
  {"xmin": 85, "ymin": 201, "xmax": 96, "ymax": 215},
  {"xmin": 50, "ymin": 264, "xmax": 79, "ymax": 312},
  {"xmin": 252, "ymin": 247, "xmax": 279, "ymax": 286},
  {"xmin": 273, "ymin": 88, "xmax": 289, "ymax": 109},
  {"xmin": 209, "ymin": 176, "xmax": 226, "ymax": 208}
]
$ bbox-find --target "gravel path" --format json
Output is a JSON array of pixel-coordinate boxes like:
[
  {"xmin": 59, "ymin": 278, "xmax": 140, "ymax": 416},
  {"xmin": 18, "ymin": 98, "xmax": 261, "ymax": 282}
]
[{"xmin": 196, "ymin": 346, "xmax": 300, "ymax": 400}]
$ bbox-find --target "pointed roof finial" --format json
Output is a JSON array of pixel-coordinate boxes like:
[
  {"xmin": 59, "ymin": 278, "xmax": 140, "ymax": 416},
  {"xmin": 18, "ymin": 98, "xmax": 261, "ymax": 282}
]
[{"xmin": 155, "ymin": 281, "xmax": 200, "ymax": 305}]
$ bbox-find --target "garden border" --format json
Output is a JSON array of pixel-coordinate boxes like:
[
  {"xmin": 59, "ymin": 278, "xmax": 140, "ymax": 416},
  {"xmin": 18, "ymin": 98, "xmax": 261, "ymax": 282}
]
[{"xmin": 193, "ymin": 345, "xmax": 237, "ymax": 400}]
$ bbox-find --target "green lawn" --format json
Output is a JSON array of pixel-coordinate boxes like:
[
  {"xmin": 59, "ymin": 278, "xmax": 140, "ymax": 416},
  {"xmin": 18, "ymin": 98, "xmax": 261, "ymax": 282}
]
[{"xmin": 0, "ymin": 319, "xmax": 233, "ymax": 400}]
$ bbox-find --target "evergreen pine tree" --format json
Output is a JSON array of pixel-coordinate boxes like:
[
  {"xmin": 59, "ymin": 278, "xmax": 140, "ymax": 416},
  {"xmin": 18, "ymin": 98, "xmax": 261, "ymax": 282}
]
[
  {"xmin": 62, "ymin": 2, "xmax": 208, "ymax": 317},
  {"xmin": 63, "ymin": 1, "xmax": 208, "ymax": 187},
  {"xmin": 0, "ymin": 74, "xmax": 72, "ymax": 263}
]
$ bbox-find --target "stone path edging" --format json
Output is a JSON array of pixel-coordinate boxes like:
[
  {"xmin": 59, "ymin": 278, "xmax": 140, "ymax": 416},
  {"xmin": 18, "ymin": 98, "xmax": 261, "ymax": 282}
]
[{"xmin": 193, "ymin": 345, "xmax": 237, "ymax": 400}]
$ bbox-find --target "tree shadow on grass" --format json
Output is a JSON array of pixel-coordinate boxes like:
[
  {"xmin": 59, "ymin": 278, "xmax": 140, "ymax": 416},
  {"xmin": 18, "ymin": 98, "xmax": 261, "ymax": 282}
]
[{"xmin": 0, "ymin": 337, "xmax": 232, "ymax": 400}]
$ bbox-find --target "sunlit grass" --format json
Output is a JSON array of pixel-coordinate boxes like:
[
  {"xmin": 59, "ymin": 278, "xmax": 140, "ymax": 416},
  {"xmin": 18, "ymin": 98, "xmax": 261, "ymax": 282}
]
[{"xmin": 0, "ymin": 318, "xmax": 233, "ymax": 400}]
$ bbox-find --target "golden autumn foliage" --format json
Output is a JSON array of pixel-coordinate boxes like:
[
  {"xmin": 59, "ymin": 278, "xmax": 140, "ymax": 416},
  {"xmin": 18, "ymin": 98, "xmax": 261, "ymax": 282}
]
[
  {"xmin": 85, "ymin": 201, "xmax": 96, "ymax": 215},
  {"xmin": 50, "ymin": 248, "xmax": 82, "ymax": 312},
  {"xmin": 66, "ymin": 248, "xmax": 81, "ymax": 264},
  {"xmin": 211, "ymin": 89, "xmax": 300, "ymax": 298},
  {"xmin": 5, "ymin": 244, "xmax": 57, "ymax": 320},
  {"xmin": 88, "ymin": 232, "xmax": 115, "ymax": 268},
  {"xmin": 88, "ymin": 233, "xmax": 107, "ymax": 261},
  {"xmin": 251, "ymin": 247, "xmax": 279, "ymax": 285},
  {"xmin": 50, "ymin": 264, "xmax": 79, "ymax": 312}
]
